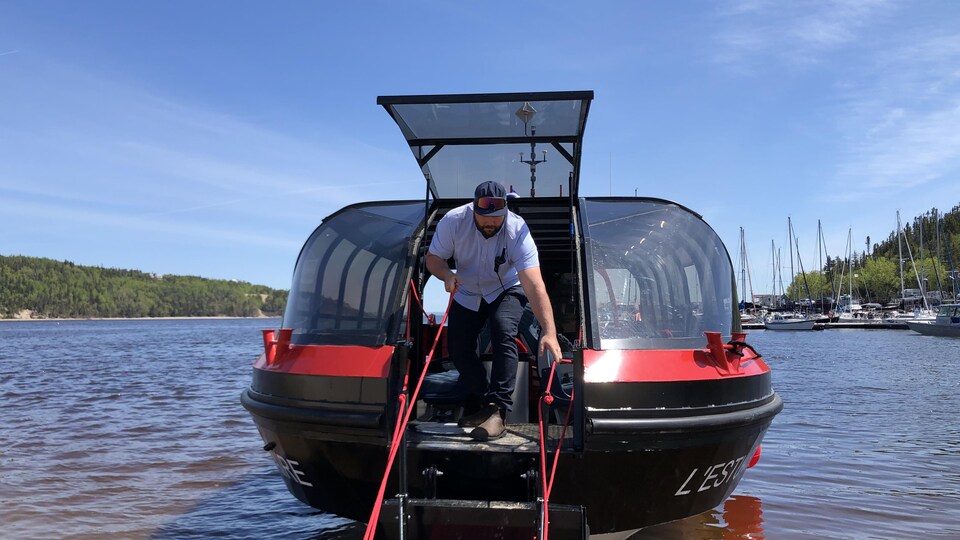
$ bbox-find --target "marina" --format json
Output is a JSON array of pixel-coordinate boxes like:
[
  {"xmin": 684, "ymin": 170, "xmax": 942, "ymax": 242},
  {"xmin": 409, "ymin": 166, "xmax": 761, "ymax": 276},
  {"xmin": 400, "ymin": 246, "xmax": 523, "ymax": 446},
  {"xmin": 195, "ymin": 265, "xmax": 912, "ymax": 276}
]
[{"xmin": 743, "ymin": 321, "xmax": 911, "ymax": 330}]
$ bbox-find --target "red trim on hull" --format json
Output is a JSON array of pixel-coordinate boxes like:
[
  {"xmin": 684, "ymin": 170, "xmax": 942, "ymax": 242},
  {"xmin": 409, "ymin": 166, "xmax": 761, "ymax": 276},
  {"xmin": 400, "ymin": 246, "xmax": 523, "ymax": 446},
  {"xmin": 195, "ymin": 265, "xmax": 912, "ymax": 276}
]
[
  {"xmin": 583, "ymin": 348, "xmax": 770, "ymax": 383},
  {"xmin": 254, "ymin": 344, "xmax": 395, "ymax": 378}
]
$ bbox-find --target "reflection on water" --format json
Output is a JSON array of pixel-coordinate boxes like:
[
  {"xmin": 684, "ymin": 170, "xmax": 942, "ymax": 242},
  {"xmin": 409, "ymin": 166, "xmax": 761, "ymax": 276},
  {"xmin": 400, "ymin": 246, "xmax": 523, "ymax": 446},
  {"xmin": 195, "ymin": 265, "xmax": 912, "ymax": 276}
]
[
  {"xmin": 630, "ymin": 495, "xmax": 764, "ymax": 539},
  {"xmin": 2, "ymin": 321, "xmax": 959, "ymax": 539}
]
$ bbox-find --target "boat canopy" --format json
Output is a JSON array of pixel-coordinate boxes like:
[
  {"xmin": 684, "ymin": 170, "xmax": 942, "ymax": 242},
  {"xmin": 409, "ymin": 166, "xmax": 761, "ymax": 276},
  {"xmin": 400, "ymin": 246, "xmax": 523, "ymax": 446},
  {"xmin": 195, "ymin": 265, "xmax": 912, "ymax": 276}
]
[
  {"xmin": 378, "ymin": 91, "xmax": 593, "ymax": 199},
  {"xmin": 581, "ymin": 199, "xmax": 735, "ymax": 349},
  {"xmin": 283, "ymin": 201, "xmax": 424, "ymax": 347}
]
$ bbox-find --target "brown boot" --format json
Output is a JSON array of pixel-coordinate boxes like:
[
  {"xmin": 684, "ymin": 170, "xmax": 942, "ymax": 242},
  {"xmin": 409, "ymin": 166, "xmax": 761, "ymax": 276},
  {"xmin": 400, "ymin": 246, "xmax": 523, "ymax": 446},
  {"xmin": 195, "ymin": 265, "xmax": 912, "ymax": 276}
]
[
  {"xmin": 469, "ymin": 407, "xmax": 505, "ymax": 441},
  {"xmin": 458, "ymin": 403, "xmax": 498, "ymax": 428}
]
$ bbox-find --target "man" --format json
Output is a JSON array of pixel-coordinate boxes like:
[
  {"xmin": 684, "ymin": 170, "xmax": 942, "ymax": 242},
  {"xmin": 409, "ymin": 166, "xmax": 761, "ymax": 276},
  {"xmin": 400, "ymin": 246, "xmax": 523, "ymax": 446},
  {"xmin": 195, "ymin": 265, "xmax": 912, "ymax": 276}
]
[{"xmin": 426, "ymin": 181, "xmax": 562, "ymax": 441}]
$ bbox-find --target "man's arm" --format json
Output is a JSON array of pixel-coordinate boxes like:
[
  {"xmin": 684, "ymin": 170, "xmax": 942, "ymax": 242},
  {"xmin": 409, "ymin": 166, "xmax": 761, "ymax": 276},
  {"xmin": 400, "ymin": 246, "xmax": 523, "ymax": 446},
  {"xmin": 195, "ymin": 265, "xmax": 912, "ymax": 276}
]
[
  {"xmin": 426, "ymin": 253, "xmax": 461, "ymax": 293},
  {"xmin": 517, "ymin": 266, "xmax": 562, "ymax": 361}
]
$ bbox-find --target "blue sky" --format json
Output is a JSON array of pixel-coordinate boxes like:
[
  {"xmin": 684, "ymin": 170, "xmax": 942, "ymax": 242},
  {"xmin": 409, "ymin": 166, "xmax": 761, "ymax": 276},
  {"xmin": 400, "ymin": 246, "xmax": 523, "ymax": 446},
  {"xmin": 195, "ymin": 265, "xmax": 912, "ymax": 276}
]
[{"xmin": 3, "ymin": 1, "xmax": 960, "ymax": 312}]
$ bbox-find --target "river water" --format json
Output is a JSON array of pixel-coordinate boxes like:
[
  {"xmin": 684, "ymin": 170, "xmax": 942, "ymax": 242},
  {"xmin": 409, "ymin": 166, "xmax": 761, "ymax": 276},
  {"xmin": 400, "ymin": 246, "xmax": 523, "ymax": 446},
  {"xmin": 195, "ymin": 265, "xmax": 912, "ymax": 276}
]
[{"xmin": 1, "ymin": 319, "xmax": 957, "ymax": 539}]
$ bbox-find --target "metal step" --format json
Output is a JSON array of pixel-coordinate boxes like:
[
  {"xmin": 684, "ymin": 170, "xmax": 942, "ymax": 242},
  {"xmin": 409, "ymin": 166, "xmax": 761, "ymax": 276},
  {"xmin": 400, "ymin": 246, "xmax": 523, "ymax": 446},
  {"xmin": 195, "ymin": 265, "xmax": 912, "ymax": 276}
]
[{"xmin": 376, "ymin": 497, "xmax": 588, "ymax": 539}]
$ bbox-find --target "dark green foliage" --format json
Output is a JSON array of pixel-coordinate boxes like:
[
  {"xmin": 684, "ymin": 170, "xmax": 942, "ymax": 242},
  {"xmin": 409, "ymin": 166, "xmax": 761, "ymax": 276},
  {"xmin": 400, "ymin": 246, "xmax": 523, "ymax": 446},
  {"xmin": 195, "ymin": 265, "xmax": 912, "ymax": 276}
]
[
  {"xmin": 786, "ymin": 204, "xmax": 960, "ymax": 303},
  {"xmin": 0, "ymin": 255, "xmax": 288, "ymax": 319}
]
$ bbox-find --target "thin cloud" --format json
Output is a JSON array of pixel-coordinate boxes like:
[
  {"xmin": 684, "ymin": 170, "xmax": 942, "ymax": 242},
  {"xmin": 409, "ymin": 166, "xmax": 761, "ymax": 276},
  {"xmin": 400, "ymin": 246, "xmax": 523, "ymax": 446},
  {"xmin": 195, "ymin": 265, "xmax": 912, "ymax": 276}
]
[
  {"xmin": 840, "ymin": 103, "xmax": 960, "ymax": 188},
  {"xmin": 146, "ymin": 180, "xmax": 404, "ymax": 217},
  {"xmin": 714, "ymin": 0, "xmax": 895, "ymax": 66},
  {"xmin": 833, "ymin": 29, "xmax": 960, "ymax": 194},
  {"xmin": 0, "ymin": 49, "xmax": 18, "ymax": 56},
  {"xmin": 0, "ymin": 197, "xmax": 301, "ymax": 250},
  {"xmin": 1, "ymin": 57, "xmax": 415, "ymax": 222}
]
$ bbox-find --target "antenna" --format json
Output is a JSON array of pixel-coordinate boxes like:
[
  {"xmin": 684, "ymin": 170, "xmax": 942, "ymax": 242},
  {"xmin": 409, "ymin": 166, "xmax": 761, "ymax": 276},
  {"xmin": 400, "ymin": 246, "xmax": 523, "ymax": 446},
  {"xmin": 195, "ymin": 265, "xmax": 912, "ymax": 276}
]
[{"xmin": 516, "ymin": 102, "xmax": 546, "ymax": 197}]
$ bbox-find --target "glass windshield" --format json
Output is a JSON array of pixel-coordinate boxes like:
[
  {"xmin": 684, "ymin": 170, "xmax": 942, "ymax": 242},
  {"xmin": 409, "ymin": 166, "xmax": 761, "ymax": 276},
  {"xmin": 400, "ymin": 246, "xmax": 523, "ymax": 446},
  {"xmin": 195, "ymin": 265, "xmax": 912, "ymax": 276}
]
[
  {"xmin": 582, "ymin": 199, "xmax": 734, "ymax": 350},
  {"xmin": 379, "ymin": 92, "xmax": 591, "ymax": 198},
  {"xmin": 283, "ymin": 202, "xmax": 423, "ymax": 346},
  {"xmin": 937, "ymin": 305, "xmax": 959, "ymax": 317}
]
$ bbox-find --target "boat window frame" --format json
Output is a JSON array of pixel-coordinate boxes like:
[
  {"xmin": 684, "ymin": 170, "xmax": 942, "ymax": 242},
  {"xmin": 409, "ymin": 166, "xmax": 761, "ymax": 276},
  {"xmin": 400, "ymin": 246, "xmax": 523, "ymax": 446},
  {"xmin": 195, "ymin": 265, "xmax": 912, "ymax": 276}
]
[
  {"xmin": 579, "ymin": 197, "xmax": 738, "ymax": 351},
  {"xmin": 377, "ymin": 91, "xmax": 593, "ymax": 199},
  {"xmin": 282, "ymin": 200, "xmax": 424, "ymax": 347}
]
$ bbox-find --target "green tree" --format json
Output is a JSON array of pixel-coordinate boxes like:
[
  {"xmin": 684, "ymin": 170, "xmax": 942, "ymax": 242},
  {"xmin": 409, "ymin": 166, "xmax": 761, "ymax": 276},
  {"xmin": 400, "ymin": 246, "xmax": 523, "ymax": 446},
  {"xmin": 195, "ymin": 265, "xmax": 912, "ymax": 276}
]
[
  {"xmin": 859, "ymin": 257, "xmax": 898, "ymax": 302},
  {"xmin": 0, "ymin": 254, "xmax": 288, "ymax": 318}
]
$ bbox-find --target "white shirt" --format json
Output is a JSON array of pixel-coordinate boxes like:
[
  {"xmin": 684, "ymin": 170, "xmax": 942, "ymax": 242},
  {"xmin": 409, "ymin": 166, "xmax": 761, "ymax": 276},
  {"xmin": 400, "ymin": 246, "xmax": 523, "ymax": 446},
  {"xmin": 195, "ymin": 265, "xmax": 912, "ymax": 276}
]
[{"xmin": 428, "ymin": 203, "xmax": 539, "ymax": 311}]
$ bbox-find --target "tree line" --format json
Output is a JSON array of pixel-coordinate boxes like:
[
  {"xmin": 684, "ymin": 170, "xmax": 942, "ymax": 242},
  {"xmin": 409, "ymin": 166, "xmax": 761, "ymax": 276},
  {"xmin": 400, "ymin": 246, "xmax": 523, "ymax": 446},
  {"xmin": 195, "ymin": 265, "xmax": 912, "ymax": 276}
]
[
  {"xmin": 782, "ymin": 204, "xmax": 960, "ymax": 305},
  {"xmin": 0, "ymin": 255, "xmax": 287, "ymax": 319}
]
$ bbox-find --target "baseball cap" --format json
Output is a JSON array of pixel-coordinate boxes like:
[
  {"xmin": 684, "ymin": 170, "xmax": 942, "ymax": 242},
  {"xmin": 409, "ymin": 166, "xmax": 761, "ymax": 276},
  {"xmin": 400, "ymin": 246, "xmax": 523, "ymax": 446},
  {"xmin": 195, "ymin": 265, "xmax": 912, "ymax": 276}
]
[{"xmin": 473, "ymin": 181, "xmax": 507, "ymax": 217}]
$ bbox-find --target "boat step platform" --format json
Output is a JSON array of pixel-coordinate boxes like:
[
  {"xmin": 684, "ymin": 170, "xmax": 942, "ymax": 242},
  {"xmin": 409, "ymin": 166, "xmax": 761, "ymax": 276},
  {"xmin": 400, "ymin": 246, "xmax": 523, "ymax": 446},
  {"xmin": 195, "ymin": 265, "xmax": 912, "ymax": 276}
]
[
  {"xmin": 376, "ymin": 497, "xmax": 588, "ymax": 539},
  {"xmin": 407, "ymin": 421, "xmax": 574, "ymax": 453}
]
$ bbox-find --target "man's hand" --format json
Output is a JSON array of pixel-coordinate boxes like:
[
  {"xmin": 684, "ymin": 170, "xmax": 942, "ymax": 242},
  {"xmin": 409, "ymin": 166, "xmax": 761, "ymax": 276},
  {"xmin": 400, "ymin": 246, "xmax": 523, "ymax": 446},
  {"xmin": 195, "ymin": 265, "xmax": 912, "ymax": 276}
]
[
  {"xmin": 426, "ymin": 253, "xmax": 460, "ymax": 294},
  {"xmin": 539, "ymin": 332, "xmax": 562, "ymax": 362},
  {"xmin": 444, "ymin": 273, "xmax": 461, "ymax": 293}
]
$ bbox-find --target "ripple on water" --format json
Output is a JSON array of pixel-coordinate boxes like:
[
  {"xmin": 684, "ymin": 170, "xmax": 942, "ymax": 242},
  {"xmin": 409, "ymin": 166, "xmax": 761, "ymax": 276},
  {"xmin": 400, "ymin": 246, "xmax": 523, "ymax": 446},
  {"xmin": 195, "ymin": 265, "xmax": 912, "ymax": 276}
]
[{"xmin": 2, "ymin": 321, "xmax": 959, "ymax": 539}]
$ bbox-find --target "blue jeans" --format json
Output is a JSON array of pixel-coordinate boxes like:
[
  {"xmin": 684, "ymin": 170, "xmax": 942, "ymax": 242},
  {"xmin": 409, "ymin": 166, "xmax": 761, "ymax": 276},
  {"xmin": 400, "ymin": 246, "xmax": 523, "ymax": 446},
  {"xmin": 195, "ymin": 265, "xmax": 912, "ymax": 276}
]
[{"xmin": 447, "ymin": 286, "xmax": 527, "ymax": 413}]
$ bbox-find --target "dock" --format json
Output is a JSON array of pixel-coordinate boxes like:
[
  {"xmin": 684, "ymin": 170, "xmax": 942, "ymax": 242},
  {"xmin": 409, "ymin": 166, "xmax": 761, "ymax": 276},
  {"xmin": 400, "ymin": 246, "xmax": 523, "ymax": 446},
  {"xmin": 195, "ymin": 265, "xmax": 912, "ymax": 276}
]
[{"xmin": 742, "ymin": 322, "xmax": 909, "ymax": 330}]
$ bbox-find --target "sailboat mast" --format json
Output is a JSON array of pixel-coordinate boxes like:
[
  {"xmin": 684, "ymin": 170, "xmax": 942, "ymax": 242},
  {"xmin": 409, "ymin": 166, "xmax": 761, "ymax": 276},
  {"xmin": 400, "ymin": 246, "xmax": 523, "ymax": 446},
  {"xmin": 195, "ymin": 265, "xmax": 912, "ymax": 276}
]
[
  {"xmin": 920, "ymin": 216, "xmax": 926, "ymax": 301},
  {"xmin": 935, "ymin": 210, "xmax": 945, "ymax": 301},
  {"xmin": 819, "ymin": 223, "xmax": 837, "ymax": 311},
  {"xmin": 897, "ymin": 211, "xmax": 905, "ymax": 301},
  {"xmin": 777, "ymin": 248, "xmax": 784, "ymax": 304},
  {"xmin": 788, "ymin": 217, "xmax": 795, "ymax": 303},
  {"xmin": 771, "ymin": 239, "xmax": 777, "ymax": 305},
  {"xmin": 847, "ymin": 228, "xmax": 853, "ymax": 304},
  {"xmin": 900, "ymin": 213, "xmax": 929, "ymax": 310},
  {"xmin": 739, "ymin": 227, "xmax": 747, "ymax": 306},
  {"xmin": 746, "ymin": 240, "xmax": 755, "ymax": 305},
  {"xmin": 818, "ymin": 220, "xmax": 824, "ymax": 313}
]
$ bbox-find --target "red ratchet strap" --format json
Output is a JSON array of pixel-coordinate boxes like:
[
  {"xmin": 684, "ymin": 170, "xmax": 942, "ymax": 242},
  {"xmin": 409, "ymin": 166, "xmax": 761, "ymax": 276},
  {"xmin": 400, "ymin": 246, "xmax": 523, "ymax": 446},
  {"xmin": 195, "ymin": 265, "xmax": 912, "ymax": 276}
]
[
  {"xmin": 363, "ymin": 281, "xmax": 454, "ymax": 540},
  {"xmin": 537, "ymin": 351, "xmax": 574, "ymax": 540}
]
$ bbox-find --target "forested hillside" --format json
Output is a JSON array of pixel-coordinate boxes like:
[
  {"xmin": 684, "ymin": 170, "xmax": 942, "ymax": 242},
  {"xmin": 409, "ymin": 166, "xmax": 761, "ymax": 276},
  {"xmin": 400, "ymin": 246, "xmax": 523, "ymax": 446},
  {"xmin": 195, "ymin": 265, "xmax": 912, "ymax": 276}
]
[
  {"xmin": 872, "ymin": 203, "xmax": 960, "ymax": 263},
  {"xmin": 0, "ymin": 255, "xmax": 287, "ymax": 319},
  {"xmin": 782, "ymin": 204, "xmax": 960, "ymax": 304}
]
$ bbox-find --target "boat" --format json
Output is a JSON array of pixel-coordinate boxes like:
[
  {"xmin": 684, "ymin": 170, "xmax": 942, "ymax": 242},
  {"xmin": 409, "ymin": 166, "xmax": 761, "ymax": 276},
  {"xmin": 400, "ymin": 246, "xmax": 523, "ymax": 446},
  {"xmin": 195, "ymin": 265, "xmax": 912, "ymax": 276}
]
[
  {"xmin": 241, "ymin": 91, "xmax": 783, "ymax": 538},
  {"xmin": 763, "ymin": 312, "xmax": 816, "ymax": 330},
  {"xmin": 905, "ymin": 304, "xmax": 960, "ymax": 337}
]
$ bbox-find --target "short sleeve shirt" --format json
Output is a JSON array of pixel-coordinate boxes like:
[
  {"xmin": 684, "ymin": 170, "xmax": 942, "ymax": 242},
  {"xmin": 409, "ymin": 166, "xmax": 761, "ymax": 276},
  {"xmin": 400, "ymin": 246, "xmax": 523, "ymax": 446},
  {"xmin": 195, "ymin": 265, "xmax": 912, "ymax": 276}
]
[{"xmin": 428, "ymin": 203, "xmax": 539, "ymax": 311}]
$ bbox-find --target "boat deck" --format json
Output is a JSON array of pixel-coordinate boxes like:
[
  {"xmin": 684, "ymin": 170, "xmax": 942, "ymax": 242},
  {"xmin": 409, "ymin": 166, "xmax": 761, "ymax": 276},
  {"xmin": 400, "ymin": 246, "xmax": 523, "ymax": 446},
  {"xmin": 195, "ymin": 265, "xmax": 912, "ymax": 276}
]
[{"xmin": 407, "ymin": 421, "xmax": 574, "ymax": 453}]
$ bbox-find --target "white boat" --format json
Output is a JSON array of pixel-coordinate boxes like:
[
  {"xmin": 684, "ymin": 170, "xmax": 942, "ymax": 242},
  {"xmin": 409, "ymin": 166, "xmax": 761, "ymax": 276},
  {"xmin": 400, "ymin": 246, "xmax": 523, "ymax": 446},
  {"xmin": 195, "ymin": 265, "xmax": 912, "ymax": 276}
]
[
  {"xmin": 905, "ymin": 304, "xmax": 960, "ymax": 337},
  {"xmin": 764, "ymin": 313, "xmax": 816, "ymax": 331}
]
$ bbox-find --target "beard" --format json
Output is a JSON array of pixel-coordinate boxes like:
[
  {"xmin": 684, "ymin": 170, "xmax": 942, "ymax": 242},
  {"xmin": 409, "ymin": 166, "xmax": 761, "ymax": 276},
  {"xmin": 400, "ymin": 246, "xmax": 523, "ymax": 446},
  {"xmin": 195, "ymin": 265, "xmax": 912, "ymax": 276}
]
[{"xmin": 475, "ymin": 220, "xmax": 503, "ymax": 239}]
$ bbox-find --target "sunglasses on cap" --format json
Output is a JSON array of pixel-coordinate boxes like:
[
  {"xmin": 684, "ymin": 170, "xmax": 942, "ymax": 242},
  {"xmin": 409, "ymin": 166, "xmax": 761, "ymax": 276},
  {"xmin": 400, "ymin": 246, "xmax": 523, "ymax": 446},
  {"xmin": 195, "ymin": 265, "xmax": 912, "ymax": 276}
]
[{"xmin": 475, "ymin": 197, "xmax": 507, "ymax": 211}]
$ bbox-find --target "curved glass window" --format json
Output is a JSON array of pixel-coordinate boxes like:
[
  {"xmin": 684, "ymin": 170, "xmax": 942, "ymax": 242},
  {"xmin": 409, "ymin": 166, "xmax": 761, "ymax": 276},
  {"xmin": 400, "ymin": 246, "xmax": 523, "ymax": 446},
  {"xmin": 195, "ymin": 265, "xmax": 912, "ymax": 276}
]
[
  {"xmin": 582, "ymin": 199, "xmax": 734, "ymax": 350},
  {"xmin": 283, "ymin": 202, "xmax": 424, "ymax": 346}
]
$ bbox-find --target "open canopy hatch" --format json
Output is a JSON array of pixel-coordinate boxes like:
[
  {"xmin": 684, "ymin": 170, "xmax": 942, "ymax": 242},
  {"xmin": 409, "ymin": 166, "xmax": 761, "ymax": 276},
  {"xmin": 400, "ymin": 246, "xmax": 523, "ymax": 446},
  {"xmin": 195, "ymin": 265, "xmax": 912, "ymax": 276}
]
[{"xmin": 378, "ymin": 91, "xmax": 593, "ymax": 199}]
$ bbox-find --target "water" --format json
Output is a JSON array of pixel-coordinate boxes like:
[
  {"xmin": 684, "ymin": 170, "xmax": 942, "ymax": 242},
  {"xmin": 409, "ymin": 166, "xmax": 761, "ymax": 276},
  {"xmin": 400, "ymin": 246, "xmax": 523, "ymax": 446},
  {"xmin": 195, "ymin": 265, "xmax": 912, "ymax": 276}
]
[{"xmin": 1, "ymin": 320, "xmax": 958, "ymax": 539}]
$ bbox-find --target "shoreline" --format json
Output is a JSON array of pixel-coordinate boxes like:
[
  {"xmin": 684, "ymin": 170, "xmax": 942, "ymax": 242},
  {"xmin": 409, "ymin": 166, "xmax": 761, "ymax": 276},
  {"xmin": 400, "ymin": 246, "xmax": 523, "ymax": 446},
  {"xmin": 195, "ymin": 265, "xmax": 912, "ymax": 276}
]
[{"xmin": 0, "ymin": 315, "xmax": 282, "ymax": 322}]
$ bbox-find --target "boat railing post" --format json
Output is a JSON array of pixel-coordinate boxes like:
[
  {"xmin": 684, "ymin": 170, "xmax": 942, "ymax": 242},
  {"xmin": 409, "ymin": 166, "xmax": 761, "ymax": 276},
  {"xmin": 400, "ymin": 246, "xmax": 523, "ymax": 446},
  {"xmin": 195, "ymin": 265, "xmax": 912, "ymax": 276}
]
[
  {"xmin": 397, "ymin": 490, "xmax": 406, "ymax": 540},
  {"xmin": 397, "ymin": 347, "xmax": 410, "ymax": 540},
  {"xmin": 537, "ymin": 496, "xmax": 546, "ymax": 540}
]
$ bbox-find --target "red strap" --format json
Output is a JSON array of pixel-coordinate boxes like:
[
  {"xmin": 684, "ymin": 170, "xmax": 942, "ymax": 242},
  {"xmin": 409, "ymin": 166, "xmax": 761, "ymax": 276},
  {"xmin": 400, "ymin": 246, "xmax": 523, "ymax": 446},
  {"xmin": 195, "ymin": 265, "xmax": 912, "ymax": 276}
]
[
  {"xmin": 363, "ymin": 288, "xmax": 454, "ymax": 540},
  {"xmin": 537, "ymin": 353, "xmax": 574, "ymax": 540}
]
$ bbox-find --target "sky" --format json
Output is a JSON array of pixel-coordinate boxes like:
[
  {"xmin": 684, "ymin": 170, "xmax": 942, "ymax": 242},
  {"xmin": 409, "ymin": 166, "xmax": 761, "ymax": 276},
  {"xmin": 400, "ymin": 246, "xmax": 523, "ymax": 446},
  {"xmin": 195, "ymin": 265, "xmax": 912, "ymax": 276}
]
[{"xmin": 3, "ymin": 1, "xmax": 960, "ymax": 313}]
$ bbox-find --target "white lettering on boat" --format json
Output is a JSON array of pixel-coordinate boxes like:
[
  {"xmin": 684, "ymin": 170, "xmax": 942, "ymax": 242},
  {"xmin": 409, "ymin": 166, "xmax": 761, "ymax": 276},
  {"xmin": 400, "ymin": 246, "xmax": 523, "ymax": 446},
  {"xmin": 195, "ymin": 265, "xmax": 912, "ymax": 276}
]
[
  {"xmin": 674, "ymin": 454, "xmax": 747, "ymax": 496},
  {"xmin": 273, "ymin": 453, "xmax": 314, "ymax": 487}
]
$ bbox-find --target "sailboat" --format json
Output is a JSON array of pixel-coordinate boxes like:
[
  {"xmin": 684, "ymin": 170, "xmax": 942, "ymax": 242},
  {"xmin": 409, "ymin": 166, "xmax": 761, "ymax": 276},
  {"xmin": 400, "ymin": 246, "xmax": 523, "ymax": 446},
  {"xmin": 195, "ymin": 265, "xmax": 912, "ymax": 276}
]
[
  {"xmin": 764, "ymin": 219, "xmax": 816, "ymax": 330},
  {"xmin": 836, "ymin": 228, "xmax": 867, "ymax": 322},
  {"xmin": 892, "ymin": 211, "xmax": 936, "ymax": 321},
  {"xmin": 737, "ymin": 227, "xmax": 762, "ymax": 324}
]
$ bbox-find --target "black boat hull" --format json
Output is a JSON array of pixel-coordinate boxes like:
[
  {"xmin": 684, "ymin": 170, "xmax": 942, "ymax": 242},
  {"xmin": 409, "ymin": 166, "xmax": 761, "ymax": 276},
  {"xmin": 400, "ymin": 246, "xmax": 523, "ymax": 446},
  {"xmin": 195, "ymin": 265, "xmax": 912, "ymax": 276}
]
[{"xmin": 243, "ymin": 388, "xmax": 781, "ymax": 534}]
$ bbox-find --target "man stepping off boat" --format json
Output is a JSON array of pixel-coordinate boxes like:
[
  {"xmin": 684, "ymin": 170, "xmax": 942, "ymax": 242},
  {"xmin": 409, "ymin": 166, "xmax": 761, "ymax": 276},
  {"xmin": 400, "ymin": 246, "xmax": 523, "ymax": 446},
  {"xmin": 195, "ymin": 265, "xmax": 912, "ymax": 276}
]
[{"xmin": 426, "ymin": 181, "xmax": 562, "ymax": 441}]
